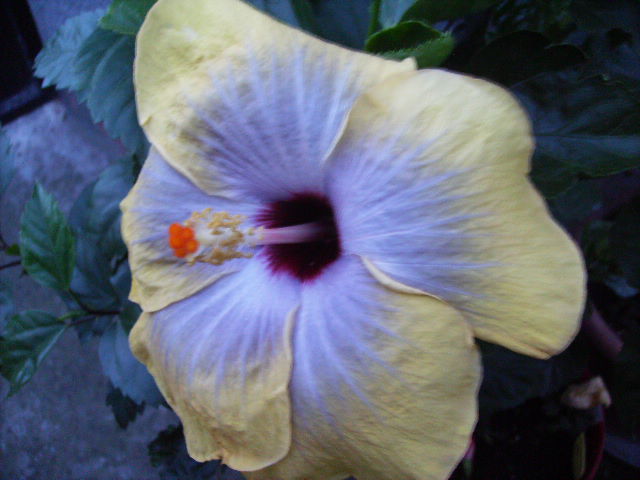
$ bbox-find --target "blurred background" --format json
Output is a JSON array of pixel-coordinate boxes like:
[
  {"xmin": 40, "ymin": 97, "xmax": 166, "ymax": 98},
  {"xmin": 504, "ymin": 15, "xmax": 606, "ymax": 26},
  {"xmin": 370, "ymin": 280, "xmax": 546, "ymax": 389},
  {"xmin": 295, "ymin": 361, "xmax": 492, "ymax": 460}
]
[{"xmin": 0, "ymin": 1, "xmax": 176, "ymax": 478}]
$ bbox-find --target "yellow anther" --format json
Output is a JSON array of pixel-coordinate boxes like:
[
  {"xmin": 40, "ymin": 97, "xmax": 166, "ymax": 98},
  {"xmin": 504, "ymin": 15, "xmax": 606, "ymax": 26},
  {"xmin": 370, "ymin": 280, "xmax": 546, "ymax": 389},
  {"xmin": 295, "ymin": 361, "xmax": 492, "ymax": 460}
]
[
  {"xmin": 169, "ymin": 210, "xmax": 327, "ymax": 266},
  {"xmin": 177, "ymin": 210, "xmax": 261, "ymax": 266}
]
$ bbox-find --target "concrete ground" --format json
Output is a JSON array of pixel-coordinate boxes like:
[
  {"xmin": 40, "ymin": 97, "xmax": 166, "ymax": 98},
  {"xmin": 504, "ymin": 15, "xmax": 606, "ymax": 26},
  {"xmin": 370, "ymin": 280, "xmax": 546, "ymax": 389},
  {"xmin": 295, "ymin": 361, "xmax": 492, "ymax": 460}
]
[{"xmin": 1, "ymin": 2, "xmax": 177, "ymax": 479}]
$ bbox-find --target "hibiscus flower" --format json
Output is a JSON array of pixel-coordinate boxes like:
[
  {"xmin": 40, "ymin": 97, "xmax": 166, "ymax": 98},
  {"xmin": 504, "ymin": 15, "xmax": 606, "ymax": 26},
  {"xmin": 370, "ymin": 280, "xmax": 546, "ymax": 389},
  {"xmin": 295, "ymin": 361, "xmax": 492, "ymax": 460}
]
[{"xmin": 120, "ymin": 0, "xmax": 585, "ymax": 479}]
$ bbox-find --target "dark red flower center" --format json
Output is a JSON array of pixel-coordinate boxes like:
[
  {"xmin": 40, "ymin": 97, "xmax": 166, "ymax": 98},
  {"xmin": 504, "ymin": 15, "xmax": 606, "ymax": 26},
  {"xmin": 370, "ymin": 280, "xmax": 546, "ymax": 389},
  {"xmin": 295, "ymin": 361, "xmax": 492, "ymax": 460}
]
[{"xmin": 257, "ymin": 193, "xmax": 341, "ymax": 282}]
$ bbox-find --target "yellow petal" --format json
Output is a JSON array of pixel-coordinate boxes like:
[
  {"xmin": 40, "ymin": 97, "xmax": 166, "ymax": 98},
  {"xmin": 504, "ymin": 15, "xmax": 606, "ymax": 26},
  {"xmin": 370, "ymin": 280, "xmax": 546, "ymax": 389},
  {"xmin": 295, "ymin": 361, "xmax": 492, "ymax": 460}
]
[
  {"xmin": 129, "ymin": 261, "xmax": 300, "ymax": 469},
  {"xmin": 135, "ymin": 0, "xmax": 415, "ymax": 199},
  {"xmin": 325, "ymin": 70, "xmax": 585, "ymax": 359},
  {"xmin": 248, "ymin": 256, "xmax": 480, "ymax": 480},
  {"xmin": 120, "ymin": 147, "xmax": 256, "ymax": 312}
]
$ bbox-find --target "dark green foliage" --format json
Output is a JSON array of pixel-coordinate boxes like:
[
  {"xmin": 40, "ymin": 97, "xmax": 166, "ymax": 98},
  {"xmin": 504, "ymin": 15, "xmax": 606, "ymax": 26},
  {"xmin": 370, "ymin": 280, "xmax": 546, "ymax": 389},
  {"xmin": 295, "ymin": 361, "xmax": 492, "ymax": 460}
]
[
  {"xmin": 0, "ymin": 125, "xmax": 15, "ymax": 197},
  {"xmin": 514, "ymin": 71, "xmax": 640, "ymax": 196},
  {"xmin": 378, "ymin": 0, "xmax": 418, "ymax": 29},
  {"xmin": 486, "ymin": 0, "xmax": 574, "ymax": 42},
  {"xmin": 247, "ymin": 0, "xmax": 299, "ymax": 27},
  {"xmin": 87, "ymin": 157, "xmax": 136, "ymax": 258},
  {"xmin": 0, "ymin": 281, "xmax": 14, "ymax": 324},
  {"xmin": 71, "ymin": 235, "xmax": 121, "ymax": 312},
  {"xmin": 34, "ymin": 10, "xmax": 106, "ymax": 90},
  {"xmin": 365, "ymin": 21, "xmax": 454, "ymax": 67},
  {"xmin": 0, "ymin": 311, "xmax": 67, "ymax": 395},
  {"xmin": 290, "ymin": 0, "xmax": 319, "ymax": 33},
  {"xmin": 402, "ymin": 0, "xmax": 502, "ymax": 23},
  {"xmin": 611, "ymin": 325, "xmax": 640, "ymax": 438},
  {"xmin": 549, "ymin": 179, "xmax": 602, "ymax": 228},
  {"xmin": 19, "ymin": 185, "xmax": 75, "ymax": 291},
  {"xmin": 73, "ymin": 27, "xmax": 120, "ymax": 101},
  {"xmin": 79, "ymin": 32, "xmax": 148, "ymax": 155},
  {"xmin": 100, "ymin": 0, "xmax": 158, "ymax": 35},
  {"xmin": 571, "ymin": 0, "xmax": 640, "ymax": 34},
  {"xmin": 149, "ymin": 425, "xmax": 244, "ymax": 480},
  {"xmin": 611, "ymin": 197, "xmax": 640, "ymax": 289},
  {"xmin": 106, "ymin": 383, "xmax": 146, "ymax": 428},
  {"xmin": 99, "ymin": 318, "xmax": 163, "ymax": 406},
  {"xmin": 466, "ymin": 31, "xmax": 585, "ymax": 86},
  {"xmin": 478, "ymin": 336, "xmax": 588, "ymax": 417},
  {"xmin": 296, "ymin": 0, "xmax": 372, "ymax": 48},
  {"xmin": 69, "ymin": 157, "xmax": 136, "ymax": 312},
  {"xmin": 34, "ymin": 8, "xmax": 148, "ymax": 156},
  {"xmin": 474, "ymin": 395, "xmax": 603, "ymax": 480}
]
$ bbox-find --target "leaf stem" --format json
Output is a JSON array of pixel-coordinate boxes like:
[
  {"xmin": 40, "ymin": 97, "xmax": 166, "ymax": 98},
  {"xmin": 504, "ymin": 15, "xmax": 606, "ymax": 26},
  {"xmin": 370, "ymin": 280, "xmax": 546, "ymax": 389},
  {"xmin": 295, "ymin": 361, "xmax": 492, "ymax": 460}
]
[
  {"xmin": 59, "ymin": 310, "xmax": 86, "ymax": 323},
  {"xmin": 68, "ymin": 290, "xmax": 121, "ymax": 316},
  {"xmin": 67, "ymin": 315, "xmax": 103, "ymax": 326},
  {"xmin": 583, "ymin": 307, "xmax": 623, "ymax": 361},
  {"xmin": 0, "ymin": 260, "xmax": 21, "ymax": 270}
]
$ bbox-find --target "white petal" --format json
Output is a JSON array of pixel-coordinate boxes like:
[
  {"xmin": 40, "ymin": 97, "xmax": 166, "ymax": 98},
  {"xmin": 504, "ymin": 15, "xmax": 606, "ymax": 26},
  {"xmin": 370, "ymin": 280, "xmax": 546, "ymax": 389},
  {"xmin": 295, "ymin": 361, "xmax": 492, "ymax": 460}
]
[
  {"xmin": 325, "ymin": 70, "xmax": 584, "ymax": 358},
  {"xmin": 121, "ymin": 147, "xmax": 259, "ymax": 312},
  {"xmin": 253, "ymin": 255, "xmax": 481, "ymax": 480},
  {"xmin": 130, "ymin": 259, "xmax": 300, "ymax": 470},
  {"xmin": 135, "ymin": 0, "xmax": 415, "ymax": 201}
]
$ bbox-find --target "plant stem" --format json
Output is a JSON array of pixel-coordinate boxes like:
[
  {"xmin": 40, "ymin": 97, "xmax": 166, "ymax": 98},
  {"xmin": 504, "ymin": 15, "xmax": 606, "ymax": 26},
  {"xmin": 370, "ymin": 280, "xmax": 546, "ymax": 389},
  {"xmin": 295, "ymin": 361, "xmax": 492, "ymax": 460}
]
[
  {"xmin": 0, "ymin": 260, "xmax": 20, "ymax": 270},
  {"xmin": 583, "ymin": 307, "xmax": 623, "ymax": 361},
  {"xmin": 68, "ymin": 290, "xmax": 121, "ymax": 317},
  {"xmin": 59, "ymin": 310, "xmax": 86, "ymax": 323}
]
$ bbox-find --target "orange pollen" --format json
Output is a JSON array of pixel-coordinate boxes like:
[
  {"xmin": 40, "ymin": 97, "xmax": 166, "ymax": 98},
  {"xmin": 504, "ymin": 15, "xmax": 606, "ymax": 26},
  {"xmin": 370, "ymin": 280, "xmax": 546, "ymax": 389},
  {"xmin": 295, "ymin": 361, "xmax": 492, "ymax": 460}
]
[{"xmin": 168, "ymin": 223, "xmax": 200, "ymax": 257}]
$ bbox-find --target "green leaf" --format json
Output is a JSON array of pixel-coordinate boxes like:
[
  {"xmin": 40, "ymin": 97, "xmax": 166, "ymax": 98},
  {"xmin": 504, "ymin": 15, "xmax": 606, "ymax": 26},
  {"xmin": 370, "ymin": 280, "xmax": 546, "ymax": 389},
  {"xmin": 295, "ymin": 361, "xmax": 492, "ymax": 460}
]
[
  {"xmin": 529, "ymin": 153, "xmax": 577, "ymax": 198},
  {"xmin": 69, "ymin": 158, "xmax": 135, "ymax": 258},
  {"xmin": 304, "ymin": 0, "xmax": 373, "ymax": 49},
  {"xmin": 571, "ymin": 0, "xmax": 639, "ymax": 33},
  {"xmin": 34, "ymin": 9, "xmax": 105, "ymax": 90},
  {"xmin": 73, "ymin": 27, "xmax": 118, "ymax": 101},
  {"xmin": 513, "ymin": 71, "xmax": 640, "ymax": 181},
  {"xmin": 479, "ymin": 337, "xmax": 587, "ymax": 416},
  {"xmin": 148, "ymin": 425, "xmax": 229, "ymax": 479},
  {"xmin": 487, "ymin": 0, "xmax": 574, "ymax": 42},
  {"xmin": 84, "ymin": 33, "xmax": 149, "ymax": 155},
  {"xmin": 571, "ymin": 0, "xmax": 640, "ymax": 84},
  {"xmin": 119, "ymin": 301, "xmax": 141, "ymax": 332},
  {"xmin": 611, "ymin": 324, "xmax": 640, "ymax": 435},
  {"xmin": 99, "ymin": 319, "xmax": 163, "ymax": 405},
  {"xmin": 604, "ymin": 274, "xmax": 639, "ymax": 298},
  {"xmin": 20, "ymin": 184, "xmax": 75, "ymax": 291},
  {"xmin": 549, "ymin": 179, "xmax": 601, "ymax": 228},
  {"xmin": 581, "ymin": 220, "xmax": 614, "ymax": 282},
  {"xmin": 88, "ymin": 157, "xmax": 136, "ymax": 258},
  {"xmin": 106, "ymin": 383, "xmax": 145, "ymax": 429},
  {"xmin": 0, "ymin": 281, "xmax": 13, "ymax": 324},
  {"xmin": 100, "ymin": 0, "xmax": 157, "ymax": 35},
  {"xmin": 0, "ymin": 125, "xmax": 15, "ymax": 198},
  {"xmin": 365, "ymin": 21, "xmax": 455, "ymax": 67},
  {"xmin": 246, "ymin": 0, "xmax": 299, "ymax": 26},
  {"xmin": 403, "ymin": 0, "xmax": 502, "ymax": 23},
  {"xmin": 290, "ymin": 0, "xmax": 320, "ymax": 34},
  {"xmin": 611, "ymin": 198, "xmax": 640, "ymax": 288},
  {"xmin": 36, "ymin": 16, "xmax": 149, "ymax": 156},
  {"xmin": 68, "ymin": 181, "xmax": 97, "ymax": 233},
  {"xmin": 465, "ymin": 31, "xmax": 585, "ymax": 86},
  {"xmin": 70, "ymin": 235, "xmax": 120, "ymax": 312},
  {"xmin": 378, "ymin": 0, "xmax": 416, "ymax": 28},
  {"xmin": 0, "ymin": 311, "xmax": 67, "ymax": 395},
  {"xmin": 5, "ymin": 244, "xmax": 20, "ymax": 256},
  {"xmin": 67, "ymin": 159, "xmax": 136, "ymax": 313}
]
